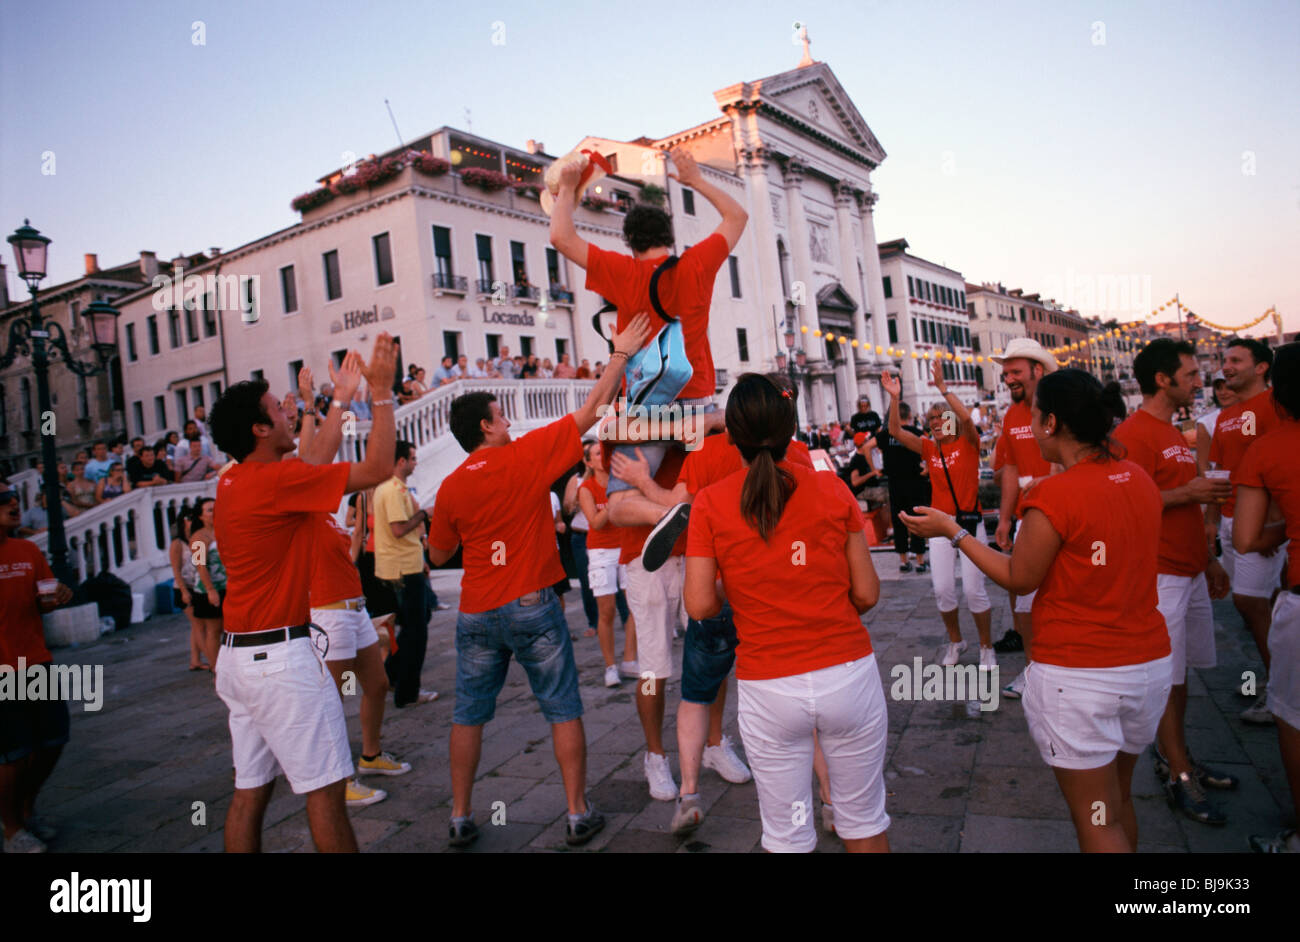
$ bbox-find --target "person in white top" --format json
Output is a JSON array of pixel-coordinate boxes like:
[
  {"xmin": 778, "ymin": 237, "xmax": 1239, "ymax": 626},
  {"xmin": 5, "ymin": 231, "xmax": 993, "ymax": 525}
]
[{"xmin": 1195, "ymin": 371, "xmax": 1236, "ymax": 473}]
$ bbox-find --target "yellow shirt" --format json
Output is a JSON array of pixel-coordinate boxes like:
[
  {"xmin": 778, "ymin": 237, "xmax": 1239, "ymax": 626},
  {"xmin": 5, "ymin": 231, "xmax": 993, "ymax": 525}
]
[{"xmin": 374, "ymin": 476, "xmax": 424, "ymax": 580}]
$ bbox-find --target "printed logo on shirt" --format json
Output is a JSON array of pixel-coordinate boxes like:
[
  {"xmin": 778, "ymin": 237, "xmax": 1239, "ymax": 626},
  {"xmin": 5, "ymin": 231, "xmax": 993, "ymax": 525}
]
[
  {"xmin": 1159, "ymin": 444, "xmax": 1195, "ymax": 464},
  {"xmin": 466, "ymin": 461, "xmax": 487, "ymax": 471},
  {"xmin": 1008, "ymin": 424, "xmax": 1034, "ymax": 441},
  {"xmin": 1107, "ymin": 470, "xmax": 1132, "ymax": 484},
  {"xmin": 0, "ymin": 560, "xmax": 36, "ymax": 581}
]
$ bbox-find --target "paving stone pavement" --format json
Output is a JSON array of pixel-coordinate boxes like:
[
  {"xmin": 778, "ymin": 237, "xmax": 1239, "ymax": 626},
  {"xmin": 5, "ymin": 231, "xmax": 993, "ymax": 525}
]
[{"xmin": 26, "ymin": 558, "xmax": 1293, "ymax": 853}]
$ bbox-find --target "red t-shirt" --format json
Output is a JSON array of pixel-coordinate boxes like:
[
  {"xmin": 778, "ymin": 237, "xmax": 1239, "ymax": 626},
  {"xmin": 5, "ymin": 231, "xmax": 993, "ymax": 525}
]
[
  {"xmin": 584, "ymin": 233, "xmax": 729, "ymax": 401},
  {"xmin": 1235, "ymin": 420, "xmax": 1300, "ymax": 587},
  {"xmin": 0, "ymin": 538, "xmax": 55, "ymax": 668},
  {"xmin": 1114, "ymin": 408, "xmax": 1208, "ymax": 577},
  {"xmin": 214, "ymin": 458, "xmax": 351, "ymax": 632},
  {"xmin": 619, "ymin": 447, "xmax": 688, "ymax": 564},
  {"xmin": 580, "ymin": 475, "xmax": 623, "ymax": 550},
  {"xmin": 1021, "ymin": 458, "xmax": 1171, "ymax": 668},
  {"xmin": 682, "ymin": 433, "xmax": 813, "ymax": 495},
  {"xmin": 309, "ymin": 513, "xmax": 364, "ymax": 607},
  {"xmin": 997, "ymin": 401, "xmax": 1052, "ymax": 516},
  {"xmin": 429, "ymin": 415, "xmax": 582, "ymax": 613},
  {"xmin": 1211, "ymin": 389, "xmax": 1282, "ymax": 518},
  {"xmin": 687, "ymin": 463, "xmax": 872, "ymax": 680},
  {"xmin": 920, "ymin": 437, "xmax": 980, "ymax": 515}
]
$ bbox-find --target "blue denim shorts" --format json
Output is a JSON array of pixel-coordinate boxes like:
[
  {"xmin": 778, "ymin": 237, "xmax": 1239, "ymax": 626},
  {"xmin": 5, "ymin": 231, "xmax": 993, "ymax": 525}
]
[
  {"xmin": 605, "ymin": 399, "xmax": 716, "ymax": 495},
  {"xmin": 680, "ymin": 604, "xmax": 738, "ymax": 705},
  {"xmin": 453, "ymin": 587, "xmax": 584, "ymax": 726}
]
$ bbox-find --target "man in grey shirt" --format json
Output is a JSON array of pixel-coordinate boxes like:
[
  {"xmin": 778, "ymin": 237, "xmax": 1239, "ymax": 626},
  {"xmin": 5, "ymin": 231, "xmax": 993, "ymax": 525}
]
[
  {"xmin": 494, "ymin": 345, "xmax": 519, "ymax": 380},
  {"xmin": 174, "ymin": 439, "xmax": 219, "ymax": 481}
]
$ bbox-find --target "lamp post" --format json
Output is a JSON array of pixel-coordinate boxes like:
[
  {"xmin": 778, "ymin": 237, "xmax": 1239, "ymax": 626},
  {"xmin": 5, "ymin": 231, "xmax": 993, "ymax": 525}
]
[
  {"xmin": 2, "ymin": 220, "xmax": 121, "ymax": 585},
  {"xmin": 775, "ymin": 319, "xmax": 809, "ymax": 428}
]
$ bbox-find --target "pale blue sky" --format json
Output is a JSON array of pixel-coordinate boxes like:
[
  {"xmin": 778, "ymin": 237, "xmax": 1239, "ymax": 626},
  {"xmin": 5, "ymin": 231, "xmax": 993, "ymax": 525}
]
[{"xmin": 3, "ymin": 0, "xmax": 1296, "ymax": 334}]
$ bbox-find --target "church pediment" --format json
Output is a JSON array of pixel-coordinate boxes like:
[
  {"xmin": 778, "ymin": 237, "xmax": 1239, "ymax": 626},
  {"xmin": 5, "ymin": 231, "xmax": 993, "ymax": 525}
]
[
  {"xmin": 715, "ymin": 62, "xmax": 887, "ymax": 168},
  {"xmin": 816, "ymin": 281, "xmax": 858, "ymax": 314}
]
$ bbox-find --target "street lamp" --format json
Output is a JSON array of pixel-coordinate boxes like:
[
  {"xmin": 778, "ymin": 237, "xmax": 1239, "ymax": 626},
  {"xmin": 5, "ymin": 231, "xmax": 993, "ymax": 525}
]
[{"xmin": 2, "ymin": 220, "xmax": 121, "ymax": 585}]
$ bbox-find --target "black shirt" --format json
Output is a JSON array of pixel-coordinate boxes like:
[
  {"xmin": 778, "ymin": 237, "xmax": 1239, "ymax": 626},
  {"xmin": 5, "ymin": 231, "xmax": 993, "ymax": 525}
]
[
  {"xmin": 849, "ymin": 410, "xmax": 882, "ymax": 438},
  {"xmin": 878, "ymin": 424, "xmax": 926, "ymax": 481},
  {"xmin": 128, "ymin": 462, "xmax": 169, "ymax": 486}
]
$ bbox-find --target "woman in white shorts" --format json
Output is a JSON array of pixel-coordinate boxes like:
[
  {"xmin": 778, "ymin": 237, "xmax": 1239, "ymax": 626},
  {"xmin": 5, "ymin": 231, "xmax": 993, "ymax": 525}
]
[
  {"xmin": 1232, "ymin": 341, "xmax": 1300, "ymax": 854},
  {"xmin": 577, "ymin": 441, "xmax": 638, "ymax": 687},
  {"xmin": 685, "ymin": 373, "xmax": 888, "ymax": 853},
  {"xmin": 883, "ymin": 361, "xmax": 995, "ymax": 669},
  {"xmin": 904, "ymin": 369, "xmax": 1172, "ymax": 852}
]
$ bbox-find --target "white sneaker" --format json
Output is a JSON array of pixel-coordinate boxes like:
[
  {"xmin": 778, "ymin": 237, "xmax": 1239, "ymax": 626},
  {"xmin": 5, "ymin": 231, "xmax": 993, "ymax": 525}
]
[
  {"xmin": 3, "ymin": 828, "xmax": 46, "ymax": 853},
  {"xmin": 979, "ymin": 646, "xmax": 997, "ymax": 670},
  {"xmin": 940, "ymin": 641, "xmax": 967, "ymax": 666},
  {"xmin": 644, "ymin": 751, "xmax": 679, "ymax": 801},
  {"xmin": 619, "ymin": 660, "xmax": 640, "ymax": 678},
  {"xmin": 604, "ymin": 664, "xmax": 620, "ymax": 687},
  {"xmin": 1241, "ymin": 692, "xmax": 1274, "ymax": 725},
  {"xmin": 1002, "ymin": 668, "xmax": 1026, "ymax": 700},
  {"xmin": 702, "ymin": 734, "xmax": 752, "ymax": 784}
]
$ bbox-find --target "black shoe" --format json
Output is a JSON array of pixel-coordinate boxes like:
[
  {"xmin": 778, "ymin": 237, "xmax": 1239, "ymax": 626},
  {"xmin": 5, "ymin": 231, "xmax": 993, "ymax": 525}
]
[
  {"xmin": 915, "ymin": 562, "xmax": 929, "ymax": 574},
  {"xmin": 993, "ymin": 629, "xmax": 1023, "ymax": 653},
  {"xmin": 899, "ymin": 561, "xmax": 913, "ymax": 573},
  {"xmin": 641, "ymin": 503, "xmax": 690, "ymax": 573},
  {"xmin": 1153, "ymin": 746, "xmax": 1239, "ymax": 791},
  {"xmin": 566, "ymin": 801, "xmax": 606, "ymax": 846},
  {"xmin": 449, "ymin": 816, "xmax": 479, "ymax": 848},
  {"xmin": 1163, "ymin": 773, "xmax": 1226, "ymax": 826}
]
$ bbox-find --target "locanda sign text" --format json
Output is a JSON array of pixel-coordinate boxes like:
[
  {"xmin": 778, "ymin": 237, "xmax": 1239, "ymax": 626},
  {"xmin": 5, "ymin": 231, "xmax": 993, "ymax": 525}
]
[{"xmin": 483, "ymin": 309, "xmax": 535, "ymax": 326}]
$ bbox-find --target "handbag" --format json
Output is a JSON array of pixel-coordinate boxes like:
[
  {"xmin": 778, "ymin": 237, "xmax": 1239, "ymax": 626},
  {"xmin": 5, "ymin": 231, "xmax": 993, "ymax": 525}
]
[
  {"xmin": 592, "ymin": 255, "xmax": 694, "ymax": 409},
  {"xmin": 936, "ymin": 441, "xmax": 982, "ymax": 537}
]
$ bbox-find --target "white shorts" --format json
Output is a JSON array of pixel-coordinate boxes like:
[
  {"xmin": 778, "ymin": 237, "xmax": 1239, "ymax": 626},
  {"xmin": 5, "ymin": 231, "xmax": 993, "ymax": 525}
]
[
  {"xmin": 311, "ymin": 603, "xmax": 380, "ymax": 662},
  {"xmin": 625, "ymin": 555, "xmax": 685, "ymax": 683},
  {"xmin": 1267, "ymin": 592, "xmax": 1300, "ymax": 729},
  {"xmin": 587, "ymin": 547, "xmax": 627, "ymax": 598},
  {"xmin": 1022, "ymin": 655, "xmax": 1173, "ymax": 770},
  {"xmin": 215, "ymin": 636, "xmax": 353, "ymax": 793},
  {"xmin": 927, "ymin": 528, "xmax": 992, "ymax": 614},
  {"xmin": 1221, "ymin": 515, "xmax": 1288, "ymax": 599},
  {"xmin": 738, "ymin": 655, "xmax": 891, "ymax": 852},
  {"xmin": 1013, "ymin": 589, "xmax": 1037, "ymax": 614},
  {"xmin": 1156, "ymin": 572, "xmax": 1217, "ymax": 680}
]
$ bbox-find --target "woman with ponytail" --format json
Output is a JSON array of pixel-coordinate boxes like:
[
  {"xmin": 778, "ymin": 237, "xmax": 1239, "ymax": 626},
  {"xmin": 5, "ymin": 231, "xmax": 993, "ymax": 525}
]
[
  {"xmin": 902, "ymin": 368, "xmax": 1171, "ymax": 852},
  {"xmin": 684, "ymin": 373, "xmax": 889, "ymax": 853}
]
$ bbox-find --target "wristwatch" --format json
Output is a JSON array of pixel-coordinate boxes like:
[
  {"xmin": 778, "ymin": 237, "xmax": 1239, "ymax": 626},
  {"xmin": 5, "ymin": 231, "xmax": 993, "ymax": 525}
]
[
  {"xmin": 949, "ymin": 528, "xmax": 969, "ymax": 549},
  {"xmin": 331, "ymin": 399, "xmax": 344, "ymax": 410}
]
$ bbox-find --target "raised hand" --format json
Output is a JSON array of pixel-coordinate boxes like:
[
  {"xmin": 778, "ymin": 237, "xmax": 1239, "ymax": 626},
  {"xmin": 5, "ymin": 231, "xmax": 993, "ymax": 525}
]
[
  {"xmin": 297, "ymin": 366, "xmax": 314, "ymax": 404},
  {"xmin": 330, "ymin": 350, "xmax": 364, "ymax": 406},
  {"xmin": 881, "ymin": 371, "xmax": 901, "ymax": 398},
  {"xmin": 667, "ymin": 146, "xmax": 702, "ymax": 187},
  {"xmin": 363, "ymin": 333, "xmax": 397, "ymax": 396},
  {"xmin": 613, "ymin": 312, "xmax": 653, "ymax": 357},
  {"xmin": 931, "ymin": 357, "xmax": 947, "ymax": 393}
]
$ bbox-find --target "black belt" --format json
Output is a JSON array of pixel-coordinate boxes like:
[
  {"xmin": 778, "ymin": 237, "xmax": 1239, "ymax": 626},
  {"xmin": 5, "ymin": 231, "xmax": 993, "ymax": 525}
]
[{"xmin": 222, "ymin": 625, "xmax": 311, "ymax": 648}]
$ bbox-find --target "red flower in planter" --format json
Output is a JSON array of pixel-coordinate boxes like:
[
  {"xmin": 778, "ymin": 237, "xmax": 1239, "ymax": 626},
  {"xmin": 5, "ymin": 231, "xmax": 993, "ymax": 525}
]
[
  {"xmin": 460, "ymin": 167, "xmax": 513, "ymax": 191},
  {"xmin": 411, "ymin": 152, "xmax": 450, "ymax": 176},
  {"xmin": 291, "ymin": 187, "xmax": 336, "ymax": 213}
]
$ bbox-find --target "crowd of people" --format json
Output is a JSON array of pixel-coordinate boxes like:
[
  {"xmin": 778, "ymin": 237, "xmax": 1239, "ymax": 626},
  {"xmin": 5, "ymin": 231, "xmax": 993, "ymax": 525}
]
[
  {"xmin": 393, "ymin": 353, "xmax": 607, "ymax": 404},
  {"xmin": 2, "ymin": 147, "xmax": 1296, "ymax": 857}
]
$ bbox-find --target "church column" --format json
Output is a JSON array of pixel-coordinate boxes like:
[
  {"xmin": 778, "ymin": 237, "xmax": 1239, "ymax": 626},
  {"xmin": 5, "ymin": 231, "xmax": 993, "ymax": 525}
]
[
  {"xmin": 833, "ymin": 180, "xmax": 863, "ymax": 408},
  {"xmin": 737, "ymin": 144, "xmax": 786, "ymax": 370},
  {"xmin": 781, "ymin": 158, "xmax": 822, "ymax": 360},
  {"xmin": 857, "ymin": 189, "xmax": 890, "ymax": 362}
]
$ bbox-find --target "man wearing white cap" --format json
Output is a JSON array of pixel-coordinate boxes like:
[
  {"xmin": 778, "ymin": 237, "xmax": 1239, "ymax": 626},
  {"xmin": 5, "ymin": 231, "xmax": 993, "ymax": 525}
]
[{"xmin": 989, "ymin": 339, "xmax": 1059, "ymax": 698}]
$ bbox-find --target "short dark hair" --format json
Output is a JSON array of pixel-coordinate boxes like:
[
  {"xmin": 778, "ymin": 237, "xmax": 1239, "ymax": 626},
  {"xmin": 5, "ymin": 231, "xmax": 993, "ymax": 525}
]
[
  {"xmin": 1035, "ymin": 368, "xmax": 1121, "ymax": 459},
  {"xmin": 1134, "ymin": 338, "xmax": 1195, "ymax": 395},
  {"xmin": 623, "ymin": 205, "xmax": 674, "ymax": 254},
  {"xmin": 1271, "ymin": 342, "xmax": 1300, "ymax": 420},
  {"xmin": 449, "ymin": 392, "xmax": 497, "ymax": 452},
  {"xmin": 1227, "ymin": 337, "xmax": 1273, "ymax": 382},
  {"xmin": 898, "ymin": 402, "xmax": 912, "ymax": 420},
  {"xmin": 139, "ymin": 445, "xmax": 155, "ymax": 456},
  {"xmin": 210, "ymin": 379, "xmax": 272, "ymax": 461},
  {"xmin": 394, "ymin": 440, "xmax": 416, "ymax": 463}
]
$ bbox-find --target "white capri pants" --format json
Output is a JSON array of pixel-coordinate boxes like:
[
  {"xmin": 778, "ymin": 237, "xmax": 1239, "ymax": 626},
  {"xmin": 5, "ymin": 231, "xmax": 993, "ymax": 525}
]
[
  {"xmin": 927, "ymin": 528, "xmax": 992, "ymax": 614},
  {"xmin": 1155, "ymin": 572, "xmax": 1217, "ymax": 681},
  {"xmin": 1267, "ymin": 591, "xmax": 1300, "ymax": 730},
  {"xmin": 738, "ymin": 655, "xmax": 891, "ymax": 852}
]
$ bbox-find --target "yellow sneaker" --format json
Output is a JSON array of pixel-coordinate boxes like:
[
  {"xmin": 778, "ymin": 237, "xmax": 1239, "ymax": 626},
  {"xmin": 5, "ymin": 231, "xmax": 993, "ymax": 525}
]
[
  {"xmin": 345, "ymin": 779, "xmax": 387, "ymax": 807},
  {"xmin": 357, "ymin": 752, "xmax": 412, "ymax": 777}
]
